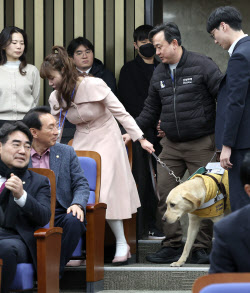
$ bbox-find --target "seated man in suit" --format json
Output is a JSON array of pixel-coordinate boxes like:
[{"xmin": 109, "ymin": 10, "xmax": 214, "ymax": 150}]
[
  {"xmin": 23, "ymin": 106, "xmax": 90, "ymax": 275},
  {"xmin": 209, "ymin": 151, "xmax": 250, "ymax": 273},
  {"xmin": 0, "ymin": 122, "xmax": 51, "ymax": 293}
]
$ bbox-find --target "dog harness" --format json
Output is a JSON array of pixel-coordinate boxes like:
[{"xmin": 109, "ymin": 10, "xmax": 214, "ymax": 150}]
[{"xmin": 190, "ymin": 171, "xmax": 230, "ymax": 218}]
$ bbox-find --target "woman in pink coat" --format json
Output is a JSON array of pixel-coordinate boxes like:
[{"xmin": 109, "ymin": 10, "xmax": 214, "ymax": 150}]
[{"xmin": 40, "ymin": 46, "xmax": 154, "ymax": 265}]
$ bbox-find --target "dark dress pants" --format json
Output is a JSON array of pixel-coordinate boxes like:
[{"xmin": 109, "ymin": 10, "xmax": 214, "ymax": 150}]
[
  {"xmin": 229, "ymin": 149, "xmax": 250, "ymax": 211},
  {"xmin": 54, "ymin": 206, "xmax": 86, "ymax": 276},
  {"xmin": 0, "ymin": 231, "xmax": 31, "ymax": 293}
]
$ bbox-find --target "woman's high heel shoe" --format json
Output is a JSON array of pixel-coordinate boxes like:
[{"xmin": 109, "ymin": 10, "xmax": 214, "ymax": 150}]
[{"xmin": 112, "ymin": 244, "xmax": 131, "ymax": 266}]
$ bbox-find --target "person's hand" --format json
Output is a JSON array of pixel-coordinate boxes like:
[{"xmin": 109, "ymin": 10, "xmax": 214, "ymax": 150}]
[
  {"xmin": 220, "ymin": 145, "xmax": 233, "ymax": 169},
  {"xmin": 122, "ymin": 133, "xmax": 131, "ymax": 145},
  {"xmin": 67, "ymin": 204, "xmax": 84, "ymax": 222},
  {"xmin": 5, "ymin": 173, "xmax": 24, "ymax": 199},
  {"xmin": 139, "ymin": 139, "xmax": 155, "ymax": 154},
  {"xmin": 157, "ymin": 120, "xmax": 166, "ymax": 138}
]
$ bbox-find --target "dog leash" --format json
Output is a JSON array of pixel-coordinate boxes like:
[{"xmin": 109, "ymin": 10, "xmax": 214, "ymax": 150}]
[
  {"xmin": 151, "ymin": 152, "xmax": 183, "ymax": 183},
  {"xmin": 151, "ymin": 151, "xmax": 218, "ymax": 184}
]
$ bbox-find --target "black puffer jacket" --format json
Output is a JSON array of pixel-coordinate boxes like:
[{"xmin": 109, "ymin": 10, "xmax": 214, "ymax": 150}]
[
  {"xmin": 90, "ymin": 58, "xmax": 117, "ymax": 94},
  {"xmin": 136, "ymin": 47, "xmax": 222, "ymax": 142}
]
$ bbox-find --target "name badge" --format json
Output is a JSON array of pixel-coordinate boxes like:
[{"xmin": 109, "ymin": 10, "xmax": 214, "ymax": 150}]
[{"xmin": 183, "ymin": 77, "xmax": 192, "ymax": 85}]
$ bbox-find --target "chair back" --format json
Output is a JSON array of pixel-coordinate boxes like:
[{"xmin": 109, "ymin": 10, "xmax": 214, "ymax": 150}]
[
  {"xmin": 193, "ymin": 273, "xmax": 250, "ymax": 293},
  {"xmin": 126, "ymin": 140, "xmax": 133, "ymax": 169},
  {"xmin": 74, "ymin": 151, "xmax": 101, "ymax": 204},
  {"xmin": 200, "ymin": 282, "xmax": 250, "ymax": 293},
  {"xmin": 0, "ymin": 258, "xmax": 2, "ymax": 288},
  {"xmin": 68, "ymin": 140, "xmax": 101, "ymax": 204},
  {"xmin": 28, "ymin": 168, "xmax": 56, "ymax": 228}
]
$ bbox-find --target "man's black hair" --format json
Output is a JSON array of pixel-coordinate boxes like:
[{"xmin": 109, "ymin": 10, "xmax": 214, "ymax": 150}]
[
  {"xmin": 240, "ymin": 152, "xmax": 250, "ymax": 186},
  {"xmin": 67, "ymin": 37, "xmax": 94, "ymax": 57},
  {"xmin": 207, "ymin": 6, "xmax": 242, "ymax": 33},
  {"xmin": 0, "ymin": 121, "xmax": 33, "ymax": 145},
  {"xmin": 23, "ymin": 106, "xmax": 51, "ymax": 130},
  {"xmin": 133, "ymin": 25, "xmax": 153, "ymax": 42},
  {"xmin": 148, "ymin": 22, "xmax": 182, "ymax": 46}
]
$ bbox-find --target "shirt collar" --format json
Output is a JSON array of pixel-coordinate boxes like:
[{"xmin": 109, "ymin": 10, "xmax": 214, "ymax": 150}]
[
  {"xmin": 77, "ymin": 67, "xmax": 92, "ymax": 74},
  {"xmin": 31, "ymin": 147, "xmax": 50, "ymax": 157},
  {"xmin": 228, "ymin": 34, "xmax": 248, "ymax": 56}
]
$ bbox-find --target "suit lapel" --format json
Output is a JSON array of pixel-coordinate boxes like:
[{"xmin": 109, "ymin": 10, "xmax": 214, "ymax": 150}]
[
  {"xmin": 22, "ymin": 170, "xmax": 31, "ymax": 192},
  {"xmin": 49, "ymin": 145, "xmax": 62, "ymax": 182}
]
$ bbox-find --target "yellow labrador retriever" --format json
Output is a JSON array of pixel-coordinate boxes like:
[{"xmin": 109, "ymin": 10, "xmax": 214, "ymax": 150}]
[{"xmin": 163, "ymin": 171, "xmax": 229, "ymax": 267}]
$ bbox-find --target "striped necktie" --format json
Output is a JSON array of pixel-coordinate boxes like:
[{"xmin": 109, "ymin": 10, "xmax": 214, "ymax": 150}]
[{"xmin": 0, "ymin": 181, "xmax": 6, "ymax": 194}]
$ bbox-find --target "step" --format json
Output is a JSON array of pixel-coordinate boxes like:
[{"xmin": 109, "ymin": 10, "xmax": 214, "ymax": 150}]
[
  {"xmin": 104, "ymin": 264, "xmax": 208, "ymax": 291},
  {"xmin": 61, "ymin": 240, "xmax": 209, "ymax": 292},
  {"xmin": 61, "ymin": 263, "xmax": 208, "ymax": 292}
]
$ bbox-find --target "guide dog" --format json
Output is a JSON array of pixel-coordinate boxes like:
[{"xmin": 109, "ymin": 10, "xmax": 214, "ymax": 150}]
[{"xmin": 162, "ymin": 171, "xmax": 229, "ymax": 267}]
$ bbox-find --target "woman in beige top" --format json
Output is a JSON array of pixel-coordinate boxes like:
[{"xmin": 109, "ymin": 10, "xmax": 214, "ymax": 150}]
[
  {"xmin": 0, "ymin": 26, "xmax": 40, "ymax": 127},
  {"xmin": 40, "ymin": 46, "xmax": 154, "ymax": 265}
]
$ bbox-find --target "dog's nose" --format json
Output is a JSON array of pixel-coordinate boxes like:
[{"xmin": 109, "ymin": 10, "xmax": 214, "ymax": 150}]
[{"xmin": 162, "ymin": 215, "xmax": 166, "ymax": 222}]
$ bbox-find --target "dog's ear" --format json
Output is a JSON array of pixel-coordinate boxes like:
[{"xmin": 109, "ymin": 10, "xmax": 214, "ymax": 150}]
[{"xmin": 182, "ymin": 193, "xmax": 201, "ymax": 209}]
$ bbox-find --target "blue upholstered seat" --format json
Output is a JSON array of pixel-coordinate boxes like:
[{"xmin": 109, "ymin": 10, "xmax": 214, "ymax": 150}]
[
  {"xmin": 72, "ymin": 156, "xmax": 97, "ymax": 257},
  {"xmin": 200, "ymin": 282, "xmax": 250, "ymax": 293},
  {"xmin": 11, "ymin": 263, "xmax": 35, "ymax": 290},
  {"xmin": 10, "ymin": 222, "xmax": 50, "ymax": 290}
]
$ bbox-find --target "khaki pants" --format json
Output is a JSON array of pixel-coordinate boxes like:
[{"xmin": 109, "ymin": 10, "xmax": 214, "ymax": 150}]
[{"xmin": 156, "ymin": 135, "xmax": 215, "ymax": 250}]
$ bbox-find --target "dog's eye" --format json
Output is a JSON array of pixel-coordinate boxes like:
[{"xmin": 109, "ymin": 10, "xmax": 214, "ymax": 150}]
[{"xmin": 170, "ymin": 203, "xmax": 175, "ymax": 208}]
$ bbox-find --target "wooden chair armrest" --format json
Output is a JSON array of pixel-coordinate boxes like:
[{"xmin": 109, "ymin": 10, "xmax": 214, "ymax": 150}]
[
  {"xmin": 87, "ymin": 203, "xmax": 107, "ymax": 212},
  {"xmin": 34, "ymin": 227, "xmax": 63, "ymax": 238},
  {"xmin": 192, "ymin": 273, "xmax": 250, "ymax": 293},
  {"xmin": 86, "ymin": 202, "xmax": 107, "ymax": 283},
  {"xmin": 34, "ymin": 227, "xmax": 63, "ymax": 293}
]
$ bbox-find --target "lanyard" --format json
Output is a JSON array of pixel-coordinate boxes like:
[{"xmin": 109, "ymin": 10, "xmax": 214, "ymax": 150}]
[{"xmin": 58, "ymin": 87, "xmax": 76, "ymax": 130}]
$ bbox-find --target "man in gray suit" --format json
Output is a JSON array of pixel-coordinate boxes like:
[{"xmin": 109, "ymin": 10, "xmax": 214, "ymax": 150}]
[{"xmin": 23, "ymin": 106, "xmax": 90, "ymax": 275}]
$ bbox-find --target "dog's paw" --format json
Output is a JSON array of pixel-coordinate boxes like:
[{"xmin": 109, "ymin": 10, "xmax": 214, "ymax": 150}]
[{"xmin": 170, "ymin": 261, "xmax": 184, "ymax": 267}]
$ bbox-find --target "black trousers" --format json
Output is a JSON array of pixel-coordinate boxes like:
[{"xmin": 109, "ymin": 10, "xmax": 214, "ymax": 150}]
[
  {"xmin": 229, "ymin": 149, "xmax": 250, "ymax": 211},
  {"xmin": 0, "ymin": 230, "xmax": 31, "ymax": 293},
  {"xmin": 54, "ymin": 206, "xmax": 86, "ymax": 276}
]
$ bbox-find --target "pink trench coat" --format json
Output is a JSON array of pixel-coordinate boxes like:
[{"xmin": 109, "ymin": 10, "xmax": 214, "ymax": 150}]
[{"xmin": 49, "ymin": 76, "xmax": 142, "ymax": 219}]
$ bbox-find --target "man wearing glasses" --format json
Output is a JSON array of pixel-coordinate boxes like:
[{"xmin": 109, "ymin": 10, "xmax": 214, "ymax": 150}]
[{"xmin": 207, "ymin": 6, "xmax": 250, "ymax": 211}]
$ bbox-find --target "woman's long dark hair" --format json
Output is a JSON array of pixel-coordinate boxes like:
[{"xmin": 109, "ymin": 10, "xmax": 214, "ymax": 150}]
[
  {"xmin": 40, "ymin": 46, "xmax": 79, "ymax": 111},
  {"xmin": 0, "ymin": 26, "xmax": 28, "ymax": 75}
]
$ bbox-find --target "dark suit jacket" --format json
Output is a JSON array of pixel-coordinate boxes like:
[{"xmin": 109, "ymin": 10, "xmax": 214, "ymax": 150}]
[
  {"xmin": 215, "ymin": 36, "xmax": 250, "ymax": 150},
  {"xmin": 209, "ymin": 204, "xmax": 250, "ymax": 273},
  {"xmin": 29, "ymin": 143, "xmax": 90, "ymax": 218},
  {"xmin": 13, "ymin": 170, "xmax": 51, "ymax": 267}
]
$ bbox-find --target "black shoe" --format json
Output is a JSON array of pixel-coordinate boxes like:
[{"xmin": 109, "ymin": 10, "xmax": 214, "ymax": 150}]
[
  {"xmin": 148, "ymin": 228, "xmax": 165, "ymax": 240},
  {"xmin": 190, "ymin": 249, "xmax": 210, "ymax": 264},
  {"xmin": 146, "ymin": 246, "xmax": 183, "ymax": 264}
]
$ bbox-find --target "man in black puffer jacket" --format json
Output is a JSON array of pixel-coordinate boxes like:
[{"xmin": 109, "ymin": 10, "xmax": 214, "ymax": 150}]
[{"xmin": 135, "ymin": 22, "xmax": 223, "ymax": 264}]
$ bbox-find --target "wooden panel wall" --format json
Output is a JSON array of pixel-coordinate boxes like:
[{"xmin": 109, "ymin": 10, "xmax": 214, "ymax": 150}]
[{"xmin": 0, "ymin": 0, "xmax": 146, "ymax": 105}]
